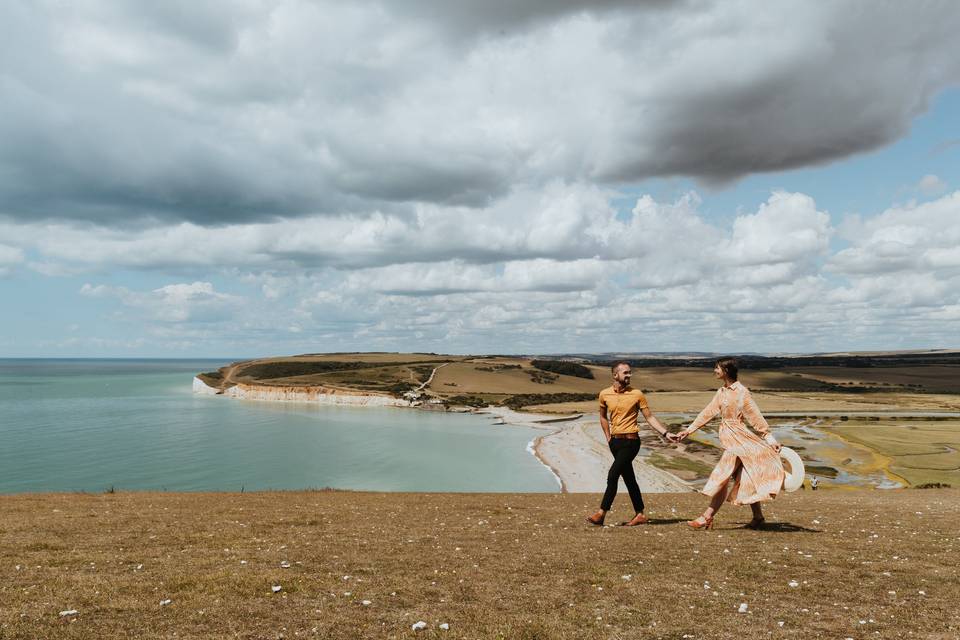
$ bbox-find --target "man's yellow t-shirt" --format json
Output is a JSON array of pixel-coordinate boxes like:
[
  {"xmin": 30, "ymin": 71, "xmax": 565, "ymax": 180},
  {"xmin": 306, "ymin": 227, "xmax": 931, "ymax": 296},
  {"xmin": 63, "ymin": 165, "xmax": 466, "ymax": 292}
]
[{"xmin": 598, "ymin": 386, "xmax": 649, "ymax": 435}]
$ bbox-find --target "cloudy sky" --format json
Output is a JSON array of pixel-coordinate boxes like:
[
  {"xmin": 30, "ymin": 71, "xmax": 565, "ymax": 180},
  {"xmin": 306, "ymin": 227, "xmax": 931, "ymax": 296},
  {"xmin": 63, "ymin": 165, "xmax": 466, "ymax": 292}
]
[{"xmin": 2, "ymin": 1, "xmax": 960, "ymax": 357}]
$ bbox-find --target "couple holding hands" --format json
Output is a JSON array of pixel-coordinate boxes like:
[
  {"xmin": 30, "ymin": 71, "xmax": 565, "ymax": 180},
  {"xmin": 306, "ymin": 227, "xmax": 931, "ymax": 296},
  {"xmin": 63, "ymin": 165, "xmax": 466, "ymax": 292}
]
[{"xmin": 586, "ymin": 358, "xmax": 785, "ymax": 530}]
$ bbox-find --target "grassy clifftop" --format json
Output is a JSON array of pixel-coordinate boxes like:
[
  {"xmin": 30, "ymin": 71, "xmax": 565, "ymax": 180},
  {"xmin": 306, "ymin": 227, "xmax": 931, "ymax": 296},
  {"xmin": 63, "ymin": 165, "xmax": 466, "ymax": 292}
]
[
  {"xmin": 2, "ymin": 488, "xmax": 957, "ymax": 638},
  {"xmin": 198, "ymin": 352, "xmax": 960, "ymax": 408}
]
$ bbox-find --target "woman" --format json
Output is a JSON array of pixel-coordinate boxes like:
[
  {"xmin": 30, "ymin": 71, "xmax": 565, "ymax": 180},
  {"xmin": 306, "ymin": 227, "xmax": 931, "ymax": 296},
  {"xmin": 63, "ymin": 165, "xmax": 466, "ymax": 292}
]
[{"xmin": 675, "ymin": 358, "xmax": 784, "ymax": 529}]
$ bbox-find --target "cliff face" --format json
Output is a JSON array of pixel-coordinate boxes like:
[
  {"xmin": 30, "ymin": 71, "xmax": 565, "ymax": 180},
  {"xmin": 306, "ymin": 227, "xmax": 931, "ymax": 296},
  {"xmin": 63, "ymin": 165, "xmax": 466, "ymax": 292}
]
[
  {"xmin": 192, "ymin": 377, "xmax": 410, "ymax": 407},
  {"xmin": 192, "ymin": 377, "xmax": 221, "ymax": 395}
]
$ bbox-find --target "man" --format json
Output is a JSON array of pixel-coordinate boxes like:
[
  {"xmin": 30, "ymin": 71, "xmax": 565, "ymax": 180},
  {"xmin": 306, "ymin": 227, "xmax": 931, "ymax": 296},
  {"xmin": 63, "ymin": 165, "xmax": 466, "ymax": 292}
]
[{"xmin": 586, "ymin": 361, "xmax": 675, "ymax": 527}]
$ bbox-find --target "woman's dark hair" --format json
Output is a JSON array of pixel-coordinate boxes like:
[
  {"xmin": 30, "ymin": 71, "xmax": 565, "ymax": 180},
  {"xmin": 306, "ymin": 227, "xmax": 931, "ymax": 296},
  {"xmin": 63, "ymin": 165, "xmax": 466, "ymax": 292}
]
[{"xmin": 715, "ymin": 357, "xmax": 738, "ymax": 381}]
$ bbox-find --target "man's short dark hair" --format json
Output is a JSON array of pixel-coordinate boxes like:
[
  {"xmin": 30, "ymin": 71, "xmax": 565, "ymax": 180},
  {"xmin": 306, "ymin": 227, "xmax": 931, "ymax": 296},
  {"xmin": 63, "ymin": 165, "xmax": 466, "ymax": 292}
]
[
  {"xmin": 715, "ymin": 357, "xmax": 739, "ymax": 381},
  {"xmin": 611, "ymin": 361, "xmax": 631, "ymax": 374}
]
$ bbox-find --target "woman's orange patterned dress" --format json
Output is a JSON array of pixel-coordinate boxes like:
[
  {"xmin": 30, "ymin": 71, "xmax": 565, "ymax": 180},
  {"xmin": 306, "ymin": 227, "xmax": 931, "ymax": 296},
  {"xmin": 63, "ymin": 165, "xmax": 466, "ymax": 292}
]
[{"xmin": 687, "ymin": 381, "xmax": 785, "ymax": 505}]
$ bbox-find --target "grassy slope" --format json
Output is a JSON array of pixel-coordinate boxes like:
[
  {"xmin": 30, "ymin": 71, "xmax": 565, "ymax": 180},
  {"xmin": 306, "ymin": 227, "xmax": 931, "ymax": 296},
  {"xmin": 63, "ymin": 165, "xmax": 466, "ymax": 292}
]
[{"xmin": 2, "ymin": 489, "xmax": 958, "ymax": 639}]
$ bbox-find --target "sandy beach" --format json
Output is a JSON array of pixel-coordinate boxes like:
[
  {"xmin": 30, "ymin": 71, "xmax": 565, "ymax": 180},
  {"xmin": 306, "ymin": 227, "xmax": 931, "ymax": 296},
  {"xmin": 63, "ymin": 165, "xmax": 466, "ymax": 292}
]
[{"xmin": 481, "ymin": 406, "xmax": 693, "ymax": 494}]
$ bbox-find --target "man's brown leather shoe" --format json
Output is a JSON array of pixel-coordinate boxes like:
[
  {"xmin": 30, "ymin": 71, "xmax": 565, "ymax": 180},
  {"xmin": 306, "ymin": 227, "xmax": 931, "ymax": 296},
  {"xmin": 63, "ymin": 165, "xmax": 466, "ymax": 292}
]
[
  {"xmin": 586, "ymin": 510, "xmax": 605, "ymax": 526},
  {"xmin": 624, "ymin": 513, "xmax": 648, "ymax": 526}
]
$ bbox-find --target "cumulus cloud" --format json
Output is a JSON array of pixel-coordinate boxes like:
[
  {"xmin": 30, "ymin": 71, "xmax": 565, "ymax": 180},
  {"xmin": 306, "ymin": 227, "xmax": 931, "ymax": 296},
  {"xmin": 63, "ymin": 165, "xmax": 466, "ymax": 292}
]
[
  {"xmin": 830, "ymin": 191, "xmax": 960, "ymax": 276},
  {"xmin": 1, "ymin": 2, "xmax": 959, "ymax": 224},
  {"xmin": 10, "ymin": 186, "xmax": 943, "ymax": 354},
  {"xmin": 80, "ymin": 280, "xmax": 244, "ymax": 323},
  {"xmin": 344, "ymin": 258, "xmax": 610, "ymax": 295},
  {"xmin": 2, "ymin": 187, "xmax": 828, "ymax": 284},
  {"xmin": 0, "ymin": 243, "xmax": 24, "ymax": 272},
  {"xmin": 726, "ymin": 191, "xmax": 831, "ymax": 272},
  {"xmin": 0, "ymin": 243, "xmax": 24, "ymax": 277}
]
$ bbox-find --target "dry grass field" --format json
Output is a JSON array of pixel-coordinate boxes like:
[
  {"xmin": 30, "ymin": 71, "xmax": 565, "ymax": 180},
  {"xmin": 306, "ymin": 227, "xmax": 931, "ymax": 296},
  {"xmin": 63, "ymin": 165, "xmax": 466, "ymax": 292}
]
[
  {"xmin": 431, "ymin": 360, "xmax": 606, "ymax": 395},
  {"xmin": 2, "ymin": 489, "xmax": 958, "ymax": 639}
]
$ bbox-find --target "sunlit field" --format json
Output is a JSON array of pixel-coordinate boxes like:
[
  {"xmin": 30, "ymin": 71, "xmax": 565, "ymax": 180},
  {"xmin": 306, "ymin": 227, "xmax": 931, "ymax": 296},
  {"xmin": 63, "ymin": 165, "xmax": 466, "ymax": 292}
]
[{"xmin": 3, "ymin": 489, "xmax": 957, "ymax": 639}]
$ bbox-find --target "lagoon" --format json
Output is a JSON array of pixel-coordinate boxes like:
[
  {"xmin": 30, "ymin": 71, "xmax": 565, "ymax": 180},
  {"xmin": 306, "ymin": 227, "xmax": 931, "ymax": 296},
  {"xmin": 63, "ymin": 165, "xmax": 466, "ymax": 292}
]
[{"xmin": 0, "ymin": 359, "xmax": 558, "ymax": 494}]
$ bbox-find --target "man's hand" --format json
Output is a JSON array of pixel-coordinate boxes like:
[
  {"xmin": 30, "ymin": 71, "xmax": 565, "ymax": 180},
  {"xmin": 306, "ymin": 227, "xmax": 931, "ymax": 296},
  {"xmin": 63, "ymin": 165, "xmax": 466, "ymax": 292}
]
[{"xmin": 665, "ymin": 432, "xmax": 680, "ymax": 443}]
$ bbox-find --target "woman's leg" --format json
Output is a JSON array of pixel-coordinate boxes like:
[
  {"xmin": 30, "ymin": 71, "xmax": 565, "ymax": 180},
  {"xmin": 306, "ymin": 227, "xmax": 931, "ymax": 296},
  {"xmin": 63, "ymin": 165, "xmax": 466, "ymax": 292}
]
[
  {"xmin": 703, "ymin": 481, "xmax": 728, "ymax": 519},
  {"xmin": 704, "ymin": 459, "xmax": 742, "ymax": 519}
]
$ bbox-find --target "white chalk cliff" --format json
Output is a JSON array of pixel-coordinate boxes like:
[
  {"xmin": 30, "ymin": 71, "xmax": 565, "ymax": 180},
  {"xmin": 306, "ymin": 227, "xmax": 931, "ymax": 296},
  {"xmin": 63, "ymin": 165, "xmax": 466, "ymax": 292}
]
[{"xmin": 192, "ymin": 376, "xmax": 410, "ymax": 407}]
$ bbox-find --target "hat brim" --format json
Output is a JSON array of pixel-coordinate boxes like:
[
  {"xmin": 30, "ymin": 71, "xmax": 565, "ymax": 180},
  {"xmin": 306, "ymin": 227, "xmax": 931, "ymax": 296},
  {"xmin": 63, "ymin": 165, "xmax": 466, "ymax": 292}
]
[{"xmin": 780, "ymin": 446, "xmax": 805, "ymax": 492}]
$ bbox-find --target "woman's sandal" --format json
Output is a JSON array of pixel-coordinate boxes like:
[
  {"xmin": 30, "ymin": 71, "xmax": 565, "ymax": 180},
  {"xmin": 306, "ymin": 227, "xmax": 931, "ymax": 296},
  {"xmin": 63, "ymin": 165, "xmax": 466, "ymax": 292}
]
[{"xmin": 686, "ymin": 515, "xmax": 714, "ymax": 530}]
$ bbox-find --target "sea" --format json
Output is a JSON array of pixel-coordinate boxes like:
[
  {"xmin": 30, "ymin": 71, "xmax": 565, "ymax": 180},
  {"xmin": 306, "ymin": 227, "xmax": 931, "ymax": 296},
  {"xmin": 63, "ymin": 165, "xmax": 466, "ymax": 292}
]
[{"xmin": 0, "ymin": 359, "xmax": 559, "ymax": 494}]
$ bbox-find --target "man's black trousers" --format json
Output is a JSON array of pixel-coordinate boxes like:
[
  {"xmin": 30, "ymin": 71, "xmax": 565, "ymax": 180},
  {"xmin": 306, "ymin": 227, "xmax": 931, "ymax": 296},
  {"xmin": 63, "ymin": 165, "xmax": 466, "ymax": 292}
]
[{"xmin": 601, "ymin": 437, "xmax": 645, "ymax": 513}]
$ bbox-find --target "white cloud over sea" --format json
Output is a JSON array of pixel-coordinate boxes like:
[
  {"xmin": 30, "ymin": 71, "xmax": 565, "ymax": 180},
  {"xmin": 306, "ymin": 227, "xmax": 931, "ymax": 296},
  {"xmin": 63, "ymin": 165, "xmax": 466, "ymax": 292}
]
[{"xmin": 0, "ymin": 187, "xmax": 953, "ymax": 354}]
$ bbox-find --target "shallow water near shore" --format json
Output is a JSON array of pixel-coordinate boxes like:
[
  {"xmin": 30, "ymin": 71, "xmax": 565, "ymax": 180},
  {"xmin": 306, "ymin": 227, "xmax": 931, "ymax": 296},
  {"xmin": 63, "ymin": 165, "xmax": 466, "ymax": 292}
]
[{"xmin": 0, "ymin": 359, "xmax": 558, "ymax": 494}]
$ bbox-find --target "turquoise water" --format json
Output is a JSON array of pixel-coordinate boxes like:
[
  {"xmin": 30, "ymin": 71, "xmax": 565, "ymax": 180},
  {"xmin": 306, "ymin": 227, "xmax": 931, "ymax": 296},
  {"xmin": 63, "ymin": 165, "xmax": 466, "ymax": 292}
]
[{"xmin": 0, "ymin": 359, "xmax": 558, "ymax": 494}]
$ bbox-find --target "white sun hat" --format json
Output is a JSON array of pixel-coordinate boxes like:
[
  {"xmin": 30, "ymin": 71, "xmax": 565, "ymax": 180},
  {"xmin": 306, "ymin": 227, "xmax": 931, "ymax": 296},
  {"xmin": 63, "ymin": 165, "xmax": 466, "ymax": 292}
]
[{"xmin": 780, "ymin": 446, "xmax": 805, "ymax": 492}]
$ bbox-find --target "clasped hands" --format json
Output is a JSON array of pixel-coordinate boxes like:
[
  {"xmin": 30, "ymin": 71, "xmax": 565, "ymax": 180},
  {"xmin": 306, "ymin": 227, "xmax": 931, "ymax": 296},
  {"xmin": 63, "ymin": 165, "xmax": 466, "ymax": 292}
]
[
  {"xmin": 665, "ymin": 429, "xmax": 690, "ymax": 443},
  {"xmin": 664, "ymin": 429, "xmax": 781, "ymax": 452}
]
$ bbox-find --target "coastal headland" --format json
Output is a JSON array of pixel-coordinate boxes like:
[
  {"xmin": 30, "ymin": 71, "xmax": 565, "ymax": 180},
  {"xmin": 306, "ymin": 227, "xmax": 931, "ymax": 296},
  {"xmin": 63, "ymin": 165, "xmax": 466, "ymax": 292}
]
[{"xmin": 195, "ymin": 351, "xmax": 960, "ymax": 492}]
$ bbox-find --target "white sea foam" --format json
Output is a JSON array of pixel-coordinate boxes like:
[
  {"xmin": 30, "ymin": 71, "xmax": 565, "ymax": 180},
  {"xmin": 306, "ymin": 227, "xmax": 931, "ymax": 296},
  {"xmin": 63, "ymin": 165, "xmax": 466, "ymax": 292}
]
[{"xmin": 527, "ymin": 438, "xmax": 563, "ymax": 489}]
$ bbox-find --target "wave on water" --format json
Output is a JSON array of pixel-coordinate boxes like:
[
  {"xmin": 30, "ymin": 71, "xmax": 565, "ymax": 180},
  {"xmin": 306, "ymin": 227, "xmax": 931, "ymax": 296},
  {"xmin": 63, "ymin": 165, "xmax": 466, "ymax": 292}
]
[{"xmin": 527, "ymin": 438, "xmax": 563, "ymax": 490}]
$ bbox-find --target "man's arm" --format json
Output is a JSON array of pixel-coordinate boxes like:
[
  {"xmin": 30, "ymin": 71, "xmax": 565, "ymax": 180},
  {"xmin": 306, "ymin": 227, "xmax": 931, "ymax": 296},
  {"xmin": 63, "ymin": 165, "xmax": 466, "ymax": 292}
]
[
  {"xmin": 599, "ymin": 408, "xmax": 611, "ymax": 443},
  {"xmin": 640, "ymin": 406, "xmax": 671, "ymax": 438}
]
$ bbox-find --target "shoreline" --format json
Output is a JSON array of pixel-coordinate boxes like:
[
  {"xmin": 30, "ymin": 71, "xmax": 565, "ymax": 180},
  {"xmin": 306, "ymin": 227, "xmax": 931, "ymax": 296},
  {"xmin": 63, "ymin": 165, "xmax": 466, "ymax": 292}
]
[{"xmin": 478, "ymin": 406, "xmax": 694, "ymax": 494}]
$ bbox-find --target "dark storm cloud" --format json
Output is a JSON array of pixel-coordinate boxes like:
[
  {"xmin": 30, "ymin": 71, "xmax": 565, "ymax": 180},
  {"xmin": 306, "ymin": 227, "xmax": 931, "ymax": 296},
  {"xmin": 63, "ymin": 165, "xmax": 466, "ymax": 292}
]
[
  {"xmin": 599, "ymin": 6, "xmax": 960, "ymax": 184},
  {"xmin": 0, "ymin": 1, "xmax": 958, "ymax": 226},
  {"xmin": 373, "ymin": 0, "xmax": 690, "ymax": 37}
]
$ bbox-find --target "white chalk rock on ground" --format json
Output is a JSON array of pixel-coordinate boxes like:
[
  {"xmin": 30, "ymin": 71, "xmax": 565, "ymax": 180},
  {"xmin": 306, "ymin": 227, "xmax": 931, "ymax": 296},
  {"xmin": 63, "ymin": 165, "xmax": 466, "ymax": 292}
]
[
  {"xmin": 271, "ymin": 585, "xmax": 282, "ymax": 593},
  {"xmin": 59, "ymin": 610, "xmax": 78, "ymax": 617},
  {"xmin": 159, "ymin": 599, "xmax": 172, "ymax": 606},
  {"xmin": 411, "ymin": 621, "xmax": 428, "ymax": 631},
  {"xmin": 439, "ymin": 623, "xmax": 450, "ymax": 630},
  {"xmin": 738, "ymin": 603, "xmax": 749, "ymax": 613}
]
